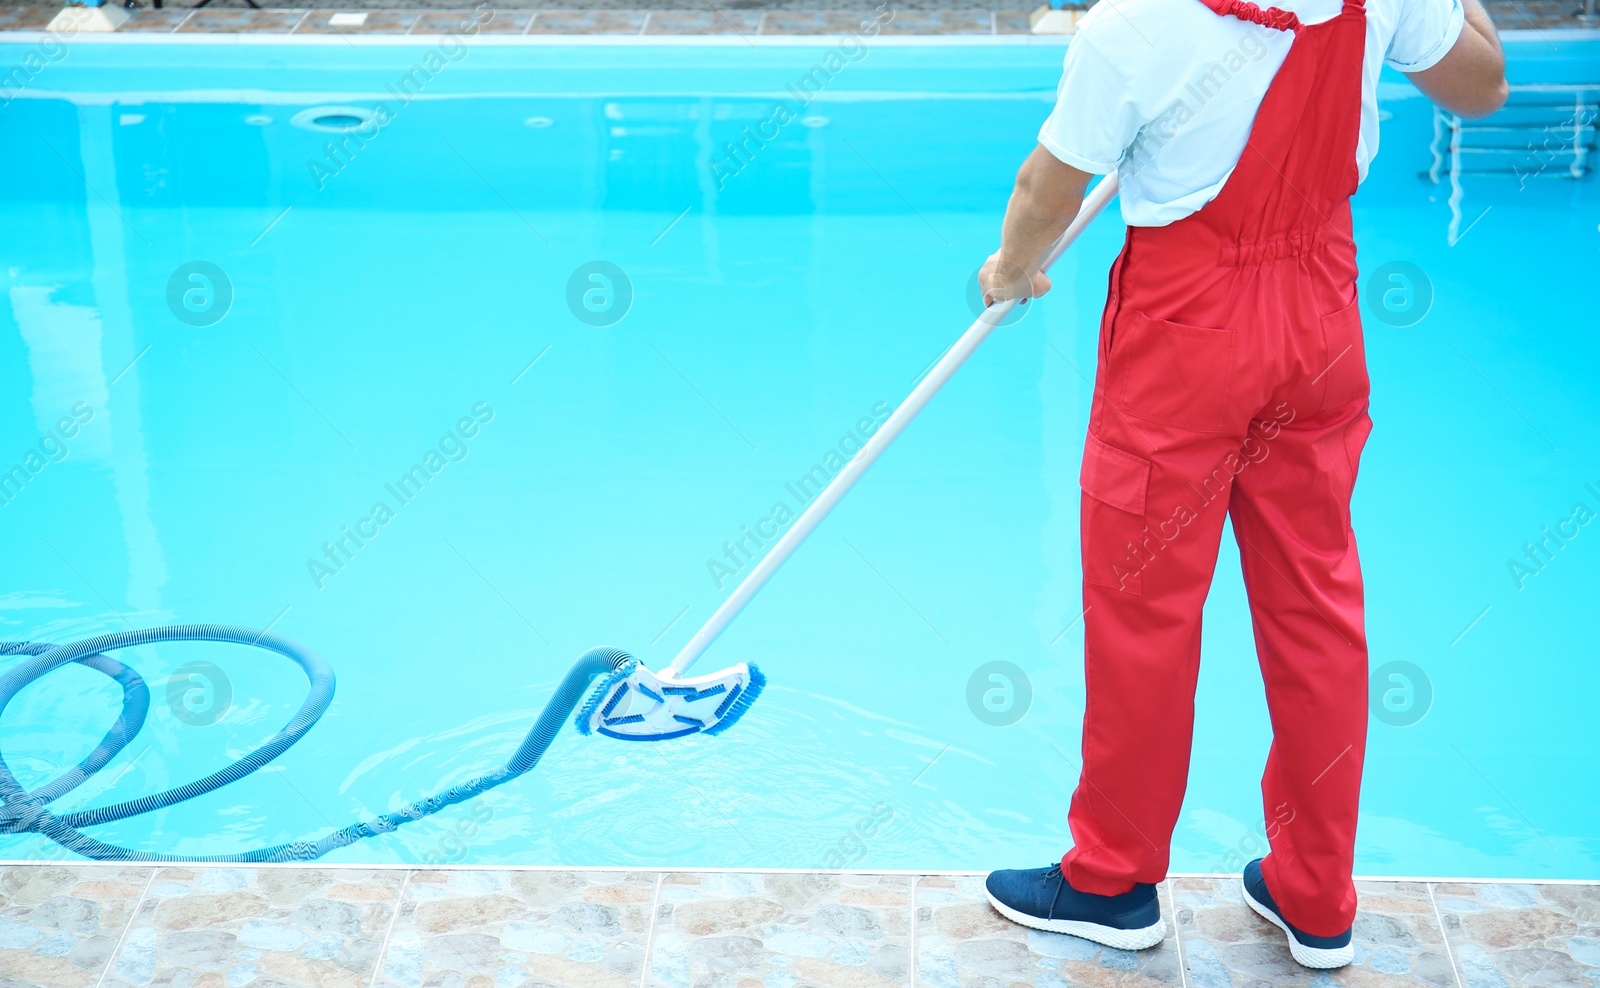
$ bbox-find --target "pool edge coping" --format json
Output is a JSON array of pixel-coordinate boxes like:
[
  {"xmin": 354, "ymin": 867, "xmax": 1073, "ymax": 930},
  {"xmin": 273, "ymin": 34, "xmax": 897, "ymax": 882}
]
[{"xmin": 0, "ymin": 859, "xmax": 1595, "ymax": 884}]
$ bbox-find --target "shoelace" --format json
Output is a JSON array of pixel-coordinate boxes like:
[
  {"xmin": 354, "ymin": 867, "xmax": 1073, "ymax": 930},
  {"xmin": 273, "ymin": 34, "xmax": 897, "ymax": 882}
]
[{"xmin": 1042, "ymin": 863, "xmax": 1068, "ymax": 919}]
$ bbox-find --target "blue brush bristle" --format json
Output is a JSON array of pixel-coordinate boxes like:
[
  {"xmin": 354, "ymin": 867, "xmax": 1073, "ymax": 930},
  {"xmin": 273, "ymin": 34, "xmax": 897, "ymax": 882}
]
[
  {"xmin": 703, "ymin": 663, "xmax": 765, "ymax": 736},
  {"xmin": 574, "ymin": 659, "xmax": 636, "ymax": 735}
]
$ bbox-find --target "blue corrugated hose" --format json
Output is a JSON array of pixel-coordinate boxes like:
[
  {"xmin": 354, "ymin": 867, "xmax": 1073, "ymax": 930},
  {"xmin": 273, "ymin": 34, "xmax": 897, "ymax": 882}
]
[{"xmin": 0, "ymin": 626, "xmax": 631, "ymax": 862}]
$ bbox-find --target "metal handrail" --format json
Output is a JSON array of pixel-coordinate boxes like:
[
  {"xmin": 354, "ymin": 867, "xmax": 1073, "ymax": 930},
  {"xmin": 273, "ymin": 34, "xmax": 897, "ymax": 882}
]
[{"xmin": 1426, "ymin": 84, "xmax": 1597, "ymax": 181}]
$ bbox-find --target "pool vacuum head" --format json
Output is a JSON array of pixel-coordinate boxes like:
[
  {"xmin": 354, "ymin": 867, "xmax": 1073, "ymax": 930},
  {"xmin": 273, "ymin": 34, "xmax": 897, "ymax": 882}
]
[{"xmin": 575, "ymin": 658, "xmax": 765, "ymax": 740}]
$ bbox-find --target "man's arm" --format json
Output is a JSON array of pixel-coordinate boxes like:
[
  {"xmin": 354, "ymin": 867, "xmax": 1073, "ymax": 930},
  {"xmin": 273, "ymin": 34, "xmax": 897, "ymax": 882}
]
[
  {"xmin": 1405, "ymin": 0, "xmax": 1508, "ymax": 119},
  {"xmin": 980, "ymin": 146, "xmax": 1095, "ymax": 306}
]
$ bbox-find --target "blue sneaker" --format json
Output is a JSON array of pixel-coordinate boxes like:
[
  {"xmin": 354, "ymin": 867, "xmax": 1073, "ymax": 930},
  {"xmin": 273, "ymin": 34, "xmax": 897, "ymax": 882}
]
[
  {"xmin": 984, "ymin": 864, "xmax": 1166, "ymax": 949},
  {"xmin": 1241, "ymin": 858, "xmax": 1355, "ymax": 969}
]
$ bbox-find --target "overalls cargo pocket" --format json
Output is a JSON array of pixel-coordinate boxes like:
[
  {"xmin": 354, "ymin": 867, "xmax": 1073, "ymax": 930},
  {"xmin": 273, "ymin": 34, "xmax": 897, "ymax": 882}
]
[{"xmin": 1079, "ymin": 432, "xmax": 1152, "ymax": 595}]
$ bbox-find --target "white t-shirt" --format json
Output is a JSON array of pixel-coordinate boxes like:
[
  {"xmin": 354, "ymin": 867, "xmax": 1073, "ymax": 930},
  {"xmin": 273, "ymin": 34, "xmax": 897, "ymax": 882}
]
[{"xmin": 1039, "ymin": 0, "xmax": 1463, "ymax": 226}]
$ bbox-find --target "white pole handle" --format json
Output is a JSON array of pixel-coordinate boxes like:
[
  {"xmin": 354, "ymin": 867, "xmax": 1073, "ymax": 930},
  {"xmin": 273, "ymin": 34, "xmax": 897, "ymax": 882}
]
[{"xmin": 665, "ymin": 173, "xmax": 1121, "ymax": 678}]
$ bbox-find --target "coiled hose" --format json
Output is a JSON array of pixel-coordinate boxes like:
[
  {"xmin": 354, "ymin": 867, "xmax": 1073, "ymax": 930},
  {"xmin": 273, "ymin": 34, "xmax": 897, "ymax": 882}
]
[{"xmin": 0, "ymin": 625, "xmax": 632, "ymax": 862}]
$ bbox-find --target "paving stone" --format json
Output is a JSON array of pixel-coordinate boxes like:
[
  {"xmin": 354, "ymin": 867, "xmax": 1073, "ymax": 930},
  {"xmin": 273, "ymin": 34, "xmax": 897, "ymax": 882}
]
[
  {"xmin": 644, "ymin": 9, "xmax": 763, "ymax": 33},
  {"xmin": 175, "ymin": 9, "xmax": 308, "ymax": 32},
  {"xmin": 100, "ymin": 866, "xmax": 404, "ymax": 988},
  {"xmin": 115, "ymin": 9, "xmax": 194, "ymax": 31},
  {"xmin": 375, "ymin": 870, "xmax": 655, "ymax": 988},
  {"xmin": 0, "ymin": 5, "xmax": 54, "ymax": 28},
  {"xmin": 1173, "ymin": 878, "xmax": 1458, "ymax": 988},
  {"xmin": 1437, "ymin": 883, "xmax": 1600, "ymax": 988},
  {"xmin": 994, "ymin": 10, "xmax": 1032, "ymax": 32},
  {"xmin": 527, "ymin": 9, "xmax": 646, "ymax": 32},
  {"xmin": 648, "ymin": 872, "xmax": 912, "ymax": 988},
  {"xmin": 414, "ymin": 9, "xmax": 535, "ymax": 31},
  {"xmin": 761, "ymin": 10, "xmax": 888, "ymax": 32},
  {"xmin": 875, "ymin": 9, "xmax": 994, "ymax": 31},
  {"xmin": 0, "ymin": 866, "xmax": 150, "ymax": 988},
  {"xmin": 295, "ymin": 10, "xmax": 423, "ymax": 33}
]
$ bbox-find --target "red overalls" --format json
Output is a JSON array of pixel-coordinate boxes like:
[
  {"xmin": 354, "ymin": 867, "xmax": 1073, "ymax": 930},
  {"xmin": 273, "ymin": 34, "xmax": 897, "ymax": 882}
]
[{"xmin": 1060, "ymin": 0, "xmax": 1371, "ymax": 938}]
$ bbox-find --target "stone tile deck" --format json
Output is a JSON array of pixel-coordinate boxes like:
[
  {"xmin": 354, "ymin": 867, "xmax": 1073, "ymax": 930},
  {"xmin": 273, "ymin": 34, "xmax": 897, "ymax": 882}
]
[
  {"xmin": 0, "ymin": 5, "xmax": 1040, "ymax": 35},
  {"xmin": 0, "ymin": 865, "xmax": 1594, "ymax": 988},
  {"xmin": 0, "ymin": 1, "xmax": 1591, "ymax": 35}
]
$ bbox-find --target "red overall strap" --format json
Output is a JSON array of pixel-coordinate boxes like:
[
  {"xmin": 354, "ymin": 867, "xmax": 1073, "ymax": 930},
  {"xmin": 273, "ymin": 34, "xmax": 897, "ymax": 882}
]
[
  {"xmin": 1194, "ymin": 0, "xmax": 1302, "ymax": 31},
  {"xmin": 1195, "ymin": 0, "xmax": 1371, "ymax": 30}
]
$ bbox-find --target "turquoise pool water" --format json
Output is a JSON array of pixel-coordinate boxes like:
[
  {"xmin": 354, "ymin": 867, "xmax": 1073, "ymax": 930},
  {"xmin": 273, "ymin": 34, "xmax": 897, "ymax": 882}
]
[{"xmin": 1, "ymin": 39, "xmax": 1596, "ymax": 877}]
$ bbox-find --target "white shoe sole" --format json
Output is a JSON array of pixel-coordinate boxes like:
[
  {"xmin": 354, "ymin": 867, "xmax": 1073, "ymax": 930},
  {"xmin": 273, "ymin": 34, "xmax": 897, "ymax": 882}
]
[
  {"xmin": 984, "ymin": 888, "xmax": 1167, "ymax": 950},
  {"xmin": 1241, "ymin": 881, "xmax": 1355, "ymax": 969}
]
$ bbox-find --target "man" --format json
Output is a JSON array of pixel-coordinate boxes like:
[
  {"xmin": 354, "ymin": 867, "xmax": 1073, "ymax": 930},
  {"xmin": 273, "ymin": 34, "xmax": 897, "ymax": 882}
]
[{"xmin": 978, "ymin": 0, "xmax": 1505, "ymax": 968}]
